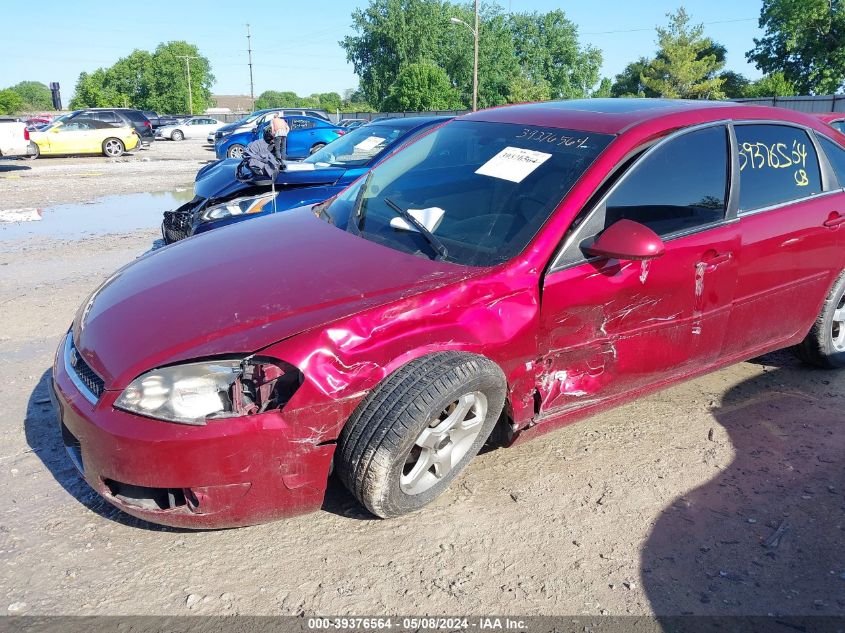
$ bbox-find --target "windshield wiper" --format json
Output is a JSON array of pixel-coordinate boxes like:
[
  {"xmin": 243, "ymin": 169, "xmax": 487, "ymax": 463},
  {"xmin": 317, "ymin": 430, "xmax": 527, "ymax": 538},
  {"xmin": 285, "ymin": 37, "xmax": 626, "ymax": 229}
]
[
  {"xmin": 353, "ymin": 171, "xmax": 374, "ymax": 231},
  {"xmin": 383, "ymin": 197, "xmax": 449, "ymax": 261}
]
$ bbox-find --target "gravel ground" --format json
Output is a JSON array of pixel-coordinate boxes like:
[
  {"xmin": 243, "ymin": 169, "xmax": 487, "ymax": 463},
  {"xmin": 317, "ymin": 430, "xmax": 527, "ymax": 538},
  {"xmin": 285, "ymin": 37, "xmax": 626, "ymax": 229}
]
[
  {"xmin": 0, "ymin": 138, "xmax": 213, "ymax": 208},
  {"xmin": 0, "ymin": 142, "xmax": 843, "ymax": 617}
]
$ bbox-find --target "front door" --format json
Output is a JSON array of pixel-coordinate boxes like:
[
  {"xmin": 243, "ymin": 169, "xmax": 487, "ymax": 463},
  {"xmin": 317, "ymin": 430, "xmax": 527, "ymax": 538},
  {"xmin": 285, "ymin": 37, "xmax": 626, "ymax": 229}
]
[{"xmin": 537, "ymin": 124, "xmax": 739, "ymax": 418}]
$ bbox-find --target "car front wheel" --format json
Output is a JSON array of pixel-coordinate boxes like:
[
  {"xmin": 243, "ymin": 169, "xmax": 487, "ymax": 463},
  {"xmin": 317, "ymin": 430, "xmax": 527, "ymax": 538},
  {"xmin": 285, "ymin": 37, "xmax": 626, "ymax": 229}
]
[
  {"xmin": 336, "ymin": 352, "xmax": 507, "ymax": 518},
  {"xmin": 172, "ymin": 129, "xmax": 184, "ymax": 141},
  {"xmin": 795, "ymin": 269, "xmax": 845, "ymax": 368},
  {"xmin": 227, "ymin": 144, "xmax": 245, "ymax": 159},
  {"xmin": 102, "ymin": 138, "xmax": 125, "ymax": 158}
]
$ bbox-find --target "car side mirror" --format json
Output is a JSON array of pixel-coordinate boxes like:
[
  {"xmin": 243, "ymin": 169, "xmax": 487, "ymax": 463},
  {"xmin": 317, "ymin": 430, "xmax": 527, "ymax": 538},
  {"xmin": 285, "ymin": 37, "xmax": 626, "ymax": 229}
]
[{"xmin": 583, "ymin": 219, "xmax": 665, "ymax": 261}]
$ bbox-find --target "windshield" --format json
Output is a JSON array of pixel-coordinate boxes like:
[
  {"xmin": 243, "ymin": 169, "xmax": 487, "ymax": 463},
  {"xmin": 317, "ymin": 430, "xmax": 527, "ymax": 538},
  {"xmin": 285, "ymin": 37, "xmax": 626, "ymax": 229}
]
[
  {"xmin": 304, "ymin": 123, "xmax": 418, "ymax": 168},
  {"xmin": 320, "ymin": 120, "xmax": 612, "ymax": 267}
]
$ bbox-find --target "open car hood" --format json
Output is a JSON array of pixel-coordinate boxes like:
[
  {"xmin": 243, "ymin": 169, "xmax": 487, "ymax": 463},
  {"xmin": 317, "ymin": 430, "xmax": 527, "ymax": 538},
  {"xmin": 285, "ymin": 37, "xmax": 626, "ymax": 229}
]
[
  {"xmin": 194, "ymin": 159, "xmax": 348, "ymax": 202},
  {"xmin": 74, "ymin": 207, "xmax": 473, "ymax": 389}
]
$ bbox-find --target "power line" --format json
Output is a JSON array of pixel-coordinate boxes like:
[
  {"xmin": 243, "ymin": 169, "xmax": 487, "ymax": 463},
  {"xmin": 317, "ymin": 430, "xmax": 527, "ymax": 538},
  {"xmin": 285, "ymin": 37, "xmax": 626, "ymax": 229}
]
[
  {"xmin": 246, "ymin": 24, "xmax": 255, "ymax": 104},
  {"xmin": 581, "ymin": 17, "xmax": 757, "ymax": 36}
]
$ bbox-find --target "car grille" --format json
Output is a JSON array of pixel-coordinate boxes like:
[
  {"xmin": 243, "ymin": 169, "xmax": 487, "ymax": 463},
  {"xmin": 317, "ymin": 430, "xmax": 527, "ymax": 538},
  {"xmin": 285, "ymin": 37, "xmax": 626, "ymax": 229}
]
[
  {"xmin": 67, "ymin": 339, "xmax": 105, "ymax": 400},
  {"xmin": 162, "ymin": 210, "xmax": 192, "ymax": 242}
]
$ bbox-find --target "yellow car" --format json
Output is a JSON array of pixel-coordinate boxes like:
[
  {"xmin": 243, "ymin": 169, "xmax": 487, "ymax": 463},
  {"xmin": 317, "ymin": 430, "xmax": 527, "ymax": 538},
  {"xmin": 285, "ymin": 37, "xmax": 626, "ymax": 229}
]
[{"xmin": 29, "ymin": 118, "xmax": 139, "ymax": 158}]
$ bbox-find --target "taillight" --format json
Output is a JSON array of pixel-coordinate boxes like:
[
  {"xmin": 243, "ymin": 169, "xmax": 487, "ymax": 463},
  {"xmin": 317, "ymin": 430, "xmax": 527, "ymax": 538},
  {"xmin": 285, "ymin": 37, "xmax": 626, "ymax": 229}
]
[
  {"xmin": 23, "ymin": 128, "xmax": 30, "ymax": 140},
  {"xmin": 333, "ymin": 129, "xmax": 346, "ymax": 136},
  {"xmin": 144, "ymin": 120, "xmax": 151, "ymax": 128}
]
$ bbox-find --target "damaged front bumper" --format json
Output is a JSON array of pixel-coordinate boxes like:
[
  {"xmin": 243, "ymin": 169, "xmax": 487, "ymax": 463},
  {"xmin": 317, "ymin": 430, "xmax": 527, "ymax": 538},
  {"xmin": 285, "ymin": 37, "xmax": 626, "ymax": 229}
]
[{"xmin": 51, "ymin": 337, "xmax": 335, "ymax": 529}]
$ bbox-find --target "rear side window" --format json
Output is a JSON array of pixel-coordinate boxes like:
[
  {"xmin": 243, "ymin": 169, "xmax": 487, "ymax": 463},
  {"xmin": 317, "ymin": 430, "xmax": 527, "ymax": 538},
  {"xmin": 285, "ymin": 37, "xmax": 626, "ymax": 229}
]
[
  {"xmin": 290, "ymin": 118, "xmax": 315, "ymax": 130},
  {"xmin": 818, "ymin": 136, "xmax": 845, "ymax": 187},
  {"xmin": 93, "ymin": 111, "xmax": 119, "ymax": 123},
  {"xmin": 735, "ymin": 124, "xmax": 822, "ymax": 211},
  {"xmin": 832, "ymin": 121, "xmax": 844, "ymax": 133},
  {"xmin": 122, "ymin": 110, "xmax": 147, "ymax": 123},
  {"xmin": 603, "ymin": 125, "xmax": 728, "ymax": 236}
]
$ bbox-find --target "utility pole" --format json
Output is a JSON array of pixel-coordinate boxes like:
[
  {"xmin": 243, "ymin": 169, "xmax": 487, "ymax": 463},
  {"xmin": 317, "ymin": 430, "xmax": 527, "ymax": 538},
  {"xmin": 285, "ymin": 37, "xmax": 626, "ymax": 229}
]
[
  {"xmin": 473, "ymin": 0, "xmax": 479, "ymax": 112},
  {"xmin": 449, "ymin": 1, "xmax": 479, "ymax": 112},
  {"xmin": 178, "ymin": 55, "xmax": 199, "ymax": 115},
  {"xmin": 246, "ymin": 24, "xmax": 255, "ymax": 106}
]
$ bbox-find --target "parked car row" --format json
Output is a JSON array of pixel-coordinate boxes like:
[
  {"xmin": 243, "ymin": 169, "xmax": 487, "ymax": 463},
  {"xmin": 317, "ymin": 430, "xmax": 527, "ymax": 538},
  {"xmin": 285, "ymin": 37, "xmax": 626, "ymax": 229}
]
[
  {"xmin": 48, "ymin": 99, "xmax": 845, "ymax": 530},
  {"xmin": 214, "ymin": 115, "xmax": 345, "ymax": 160}
]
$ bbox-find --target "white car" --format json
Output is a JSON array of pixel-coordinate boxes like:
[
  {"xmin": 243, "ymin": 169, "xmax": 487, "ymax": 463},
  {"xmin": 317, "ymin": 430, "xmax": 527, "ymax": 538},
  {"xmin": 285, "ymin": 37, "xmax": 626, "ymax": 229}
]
[{"xmin": 156, "ymin": 117, "xmax": 223, "ymax": 141}]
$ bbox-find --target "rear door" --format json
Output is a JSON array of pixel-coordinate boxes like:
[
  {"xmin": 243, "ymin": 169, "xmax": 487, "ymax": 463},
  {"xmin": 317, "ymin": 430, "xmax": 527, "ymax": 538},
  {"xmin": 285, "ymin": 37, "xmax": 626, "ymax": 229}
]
[
  {"xmin": 286, "ymin": 117, "xmax": 316, "ymax": 158},
  {"xmin": 538, "ymin": 124, "xmax": 739, "ymax": 417},
  {"xmin": 722, "ymin": 123, "xmax": 843, "ymax": 357}
]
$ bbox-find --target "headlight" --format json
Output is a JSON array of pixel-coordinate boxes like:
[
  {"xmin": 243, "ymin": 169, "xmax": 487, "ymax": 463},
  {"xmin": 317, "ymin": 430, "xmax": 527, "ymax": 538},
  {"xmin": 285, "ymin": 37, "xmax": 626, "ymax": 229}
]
[
  {"xmin": 115, "ymin": 358, "xmax": 300, "ymax": 425},
  {"xmin": 199, "ymin": 193, "xmax": 277, "ymax": 222}
]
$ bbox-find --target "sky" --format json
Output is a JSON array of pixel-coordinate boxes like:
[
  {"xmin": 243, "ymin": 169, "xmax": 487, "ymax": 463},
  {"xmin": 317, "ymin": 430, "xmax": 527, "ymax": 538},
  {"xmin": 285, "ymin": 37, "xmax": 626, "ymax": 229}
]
[{"xmin": 0, "ymin": 0, "xmax": 766, "ymax": 103}]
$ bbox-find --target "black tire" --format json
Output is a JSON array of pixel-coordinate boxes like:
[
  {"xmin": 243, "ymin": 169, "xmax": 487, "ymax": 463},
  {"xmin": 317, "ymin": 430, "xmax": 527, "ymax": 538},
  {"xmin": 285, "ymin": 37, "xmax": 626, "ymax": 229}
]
[
  {"xmin": 336, "ymin": 352, "xmax": 507, "ymax": 518},
  {"xmin": 172, "ymin": 129, "xmax": 184, "ymax": 141},
  {"xmin": 794, "ymin": 269, "xmax": 845, "ymax": 368},
  {"xmin": 309, "ymin": 142, "xmax": 326, "ymax": 155},
  {"xmin": 102, "ymin": 138, "xmax": 125, "ymax": 158},
  {"xmin": 227, "ymin": 144, "xmax": 245, "ymax": 159}
]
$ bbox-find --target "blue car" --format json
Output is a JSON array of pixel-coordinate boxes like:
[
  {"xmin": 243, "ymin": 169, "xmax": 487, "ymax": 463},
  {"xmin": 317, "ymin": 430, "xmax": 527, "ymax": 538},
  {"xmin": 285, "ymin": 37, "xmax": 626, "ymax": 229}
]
[
  {"xmin": 215, "ymin": 115, "xmax": 345, "ymax": 160},
  {"xmin": 162, "ymin": 116, "xmax": 450, "ymax": 242}
]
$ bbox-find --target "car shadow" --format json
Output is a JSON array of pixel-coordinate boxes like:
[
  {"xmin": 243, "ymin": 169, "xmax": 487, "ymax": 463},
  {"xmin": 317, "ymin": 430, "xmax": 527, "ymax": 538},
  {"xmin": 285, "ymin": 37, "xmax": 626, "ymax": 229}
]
[
  {"xmin": 641, "ymin": 354, "xmax": 845, "ymax": 617},
  {"xmin": 0, "ymin": 162, "xmax": 31, "ymax": 172},
  {"xmin": 25, "ymin": 368, "xmax": 191, "ymax": 532}
]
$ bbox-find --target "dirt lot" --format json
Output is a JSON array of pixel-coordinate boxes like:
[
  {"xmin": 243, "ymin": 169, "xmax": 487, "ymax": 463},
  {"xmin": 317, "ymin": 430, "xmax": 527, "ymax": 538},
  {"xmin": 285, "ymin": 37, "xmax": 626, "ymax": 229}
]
[{"xmin": 0, "ymin": 140, "xmax": 843, "ymax": 617}]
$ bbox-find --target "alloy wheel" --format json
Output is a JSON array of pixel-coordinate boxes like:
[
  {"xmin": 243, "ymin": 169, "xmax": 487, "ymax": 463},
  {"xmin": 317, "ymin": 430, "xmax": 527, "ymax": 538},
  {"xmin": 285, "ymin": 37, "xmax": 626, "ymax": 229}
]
[
  {"xmin": 831, "ymin": 294, "xmax": 845, "ymax": 352},
  {"xmin": 400, "ymin": 391, "xmax": 488, "ymax": 495},
  {"xmin": 104, "ymin": 140, "xmax": 122, "ymax": 157}
]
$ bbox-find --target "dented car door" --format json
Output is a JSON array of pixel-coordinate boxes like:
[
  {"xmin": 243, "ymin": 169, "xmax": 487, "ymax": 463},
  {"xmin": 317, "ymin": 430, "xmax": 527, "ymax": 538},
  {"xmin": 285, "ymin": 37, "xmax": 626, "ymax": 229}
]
[{"xmin": 535, "ymin": 124, "xmax": 740, "ymax": 418}]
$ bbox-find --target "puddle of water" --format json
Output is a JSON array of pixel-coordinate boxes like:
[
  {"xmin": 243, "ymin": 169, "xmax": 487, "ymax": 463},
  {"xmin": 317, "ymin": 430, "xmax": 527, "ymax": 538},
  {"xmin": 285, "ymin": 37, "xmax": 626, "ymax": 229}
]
[{"xmin": 0, "ymin": 190, "xmax": 194, "ymax": 243}]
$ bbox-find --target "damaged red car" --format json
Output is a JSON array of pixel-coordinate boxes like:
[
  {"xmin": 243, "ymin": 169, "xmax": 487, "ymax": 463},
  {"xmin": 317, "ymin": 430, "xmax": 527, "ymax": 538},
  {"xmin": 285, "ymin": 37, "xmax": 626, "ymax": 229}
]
[{"xmin": 52, "ymin": 99, "xmax": 845, "ymax": 528}]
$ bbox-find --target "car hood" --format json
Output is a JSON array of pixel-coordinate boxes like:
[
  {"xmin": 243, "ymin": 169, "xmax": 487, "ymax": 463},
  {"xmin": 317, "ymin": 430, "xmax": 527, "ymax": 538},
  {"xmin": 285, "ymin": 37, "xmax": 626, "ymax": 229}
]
[
  {"xmin": 74, "ymin": 207, "xmax": 474, "ymax": 389},
  {"xmin": 194, "ymin": 158, "xmax": 348, "ymax": 202}
]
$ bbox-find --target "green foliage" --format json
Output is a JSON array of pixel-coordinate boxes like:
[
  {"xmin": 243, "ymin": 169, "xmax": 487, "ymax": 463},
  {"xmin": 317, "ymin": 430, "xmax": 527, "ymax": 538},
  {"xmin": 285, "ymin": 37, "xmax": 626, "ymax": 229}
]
[
  {"xmin": 719, "ymin": 71, "xmax": 751, "ymax": 98},
  {"xmin": 341, "ymin": 0, "xmax": 602, "ymax": 110},
  {"xmin": 255, "ymin": 91, "xmax": 302, "ymax": 109},
  {"xmin": 506, "ymin": 75, "xmax": 552, "ymax": 103},
  {"xmin": 742, "ymin": 72, "xmax": 798, "ymax": 97},
  {"xmin": 70, "ymin": 42, "xmax": 214, "ymax": 113},
  {"xmin": 747, "ymin": 0, "xmax": 844, "ymax": 94},
  {"xmin": 9, "ymin": 81, "xmax": 54, "ymax": 111},
  {"xmin": 0, "ymin": 89, "xmax": 23, "ymax": 115},
  {"xmin": 382, "ymin": 62, "xmax": 463, "ymax": 110},
  {"xmin": 640, "ymin": 8, "xmax": 726, "ymax": 99},
  {"xmin": 509, "ymin": 10, "xmax": 601, "ymax": 99},
  {"xmin": 611, "ymin": 58, "xmax": 659, "ymax": 97},
  {"xmin": 591, "ymin": 77, "xmax": 613, "ymax": 98}
]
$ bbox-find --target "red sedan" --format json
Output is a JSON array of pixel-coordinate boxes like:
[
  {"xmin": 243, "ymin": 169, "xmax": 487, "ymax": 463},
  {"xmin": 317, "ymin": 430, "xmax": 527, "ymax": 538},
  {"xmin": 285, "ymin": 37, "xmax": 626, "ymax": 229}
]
[{"xmin": 52, "ymin": 99, "xmax": 845, "ymax": 528}]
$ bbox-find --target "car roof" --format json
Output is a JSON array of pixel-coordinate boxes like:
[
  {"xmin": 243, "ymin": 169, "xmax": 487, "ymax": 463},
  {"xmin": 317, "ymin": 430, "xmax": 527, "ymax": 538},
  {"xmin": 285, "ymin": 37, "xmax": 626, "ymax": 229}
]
[
  {"xmin": 813, "ymin": 112, "xmax": 845, "ymax": 123},
  {"xmin": 462, "ymin": 98, "xmax": 829, "ymax": 135},
  {"xmin": 363, "ymin": 115, "xmax": 452, "ymax": 130}
]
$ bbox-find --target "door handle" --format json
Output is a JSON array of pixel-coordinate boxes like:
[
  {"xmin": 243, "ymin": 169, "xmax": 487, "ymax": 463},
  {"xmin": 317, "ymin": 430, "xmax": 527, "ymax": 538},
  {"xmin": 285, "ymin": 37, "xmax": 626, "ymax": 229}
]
[
  {"xmin": 701, "ymin": 250, "xmax": 732, "ymax": 271},
  {"xmin": 823, "ymin": 212, "xmax": 845, "ymax": 228}
]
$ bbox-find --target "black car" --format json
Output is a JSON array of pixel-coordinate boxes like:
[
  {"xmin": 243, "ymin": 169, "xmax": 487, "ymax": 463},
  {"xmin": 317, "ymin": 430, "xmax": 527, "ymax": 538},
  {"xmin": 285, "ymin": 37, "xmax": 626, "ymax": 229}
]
[
  {"xmin": 142, "ymin": 111, "xmax": 183, "ymax": 131},
  {"xmin": 65, "ymin": 108, "xmax": 154, "ymax": 147}
]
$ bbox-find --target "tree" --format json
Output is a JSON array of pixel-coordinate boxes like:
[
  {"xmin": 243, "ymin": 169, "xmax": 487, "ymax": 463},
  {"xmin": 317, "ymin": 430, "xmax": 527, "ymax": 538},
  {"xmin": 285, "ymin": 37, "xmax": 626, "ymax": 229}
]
[
  {"xmin": 10, "ymin": 81, "xmax": 54, "ymax": 111},
  {"xmin": 508, "ymin": 10, "xmax": 602, "ymax": 99},
  {"xmin": 382, "ymin": 62, "xmax": 462, "ymax": 110},
  {"xmin": 341, "ymin": 1, "xmax": 602, "ymax": 110},
  {"xmin": 70, "ymin": 41, "xmax": 213, "ymax": 113},
  {"xmin": 742, "ymin": 71, "xmax": 798, "ymax": 97},
  {"xmin": 719, "ymin": 71, "xmax": 751, "ymax": 98},
  {"xmin": 0, "ymin": 89, "xmax": 23, "ymax": 115},
  {"xmin": 747, "ymin": 0, "xmax": 845, "ymax": 95},
  {"xmin": 591, "ymin": 77, "xmax": 613, "ymax": 98},
  {"xmin": 255, "ymin": 90, "xmax": 301, "ymax": 109},
  {"xmin": 506, "ymin": 75, "xmax": 552, "ymax": 103},
  {"xmin": 144, "ymin": 42, "xmax": 214, "ymax": 113},
  {"xmin": 611, "ymin": 58, "xmax": 659, "ymax": 97},
  {"xmin": 317, "ymin": 92, "xmax": 343, "ymax": 112},
  {"xmin": 640, "ymin": 8, "xmax": 725, "ymax": 99}
]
